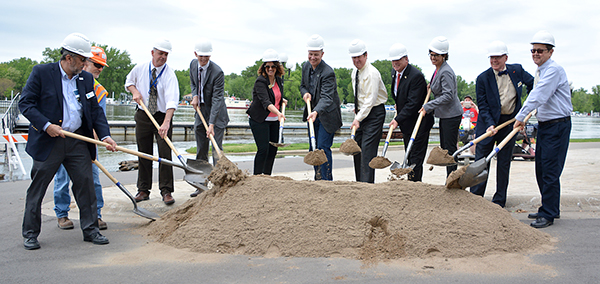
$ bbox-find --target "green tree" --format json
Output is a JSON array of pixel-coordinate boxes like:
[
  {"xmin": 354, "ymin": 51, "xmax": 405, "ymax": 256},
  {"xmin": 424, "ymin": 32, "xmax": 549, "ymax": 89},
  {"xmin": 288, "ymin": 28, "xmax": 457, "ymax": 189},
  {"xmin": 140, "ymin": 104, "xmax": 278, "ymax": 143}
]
[
  {"xmin": 0, "ymin": 57, "xmax": 38, "ymax": 95},
  {"xmin": 334, "ymin": 67, "xmax": 352, "ymax": 104},
  {"xmin": 175, "ymin": 68, "xmax": 191, "ymax": 101},
  {"xmin": 592, "ymin": 85, "xmax": 600, "ymax": 112},
  {"xmin": 571, "ymin": 88, "xmax": 591, "ymax": 113},
  {"xmin": 456, "ymin": 75, "xmax": 476, "ymax": 102},
  {"xmin": 41, "ymin": 47, "xmax": 62, "ymax": 63}
]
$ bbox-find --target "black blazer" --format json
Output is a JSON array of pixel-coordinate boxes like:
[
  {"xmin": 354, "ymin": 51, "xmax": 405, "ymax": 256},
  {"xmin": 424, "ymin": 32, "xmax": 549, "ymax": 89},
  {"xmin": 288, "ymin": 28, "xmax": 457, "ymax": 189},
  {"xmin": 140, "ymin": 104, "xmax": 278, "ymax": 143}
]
[
  {"xmin": 475, "ymin": 63, "xmax": 534, "ymax": 137},
  {"xmin": 189, "ymin": 59, "xmax": 229, "ymax": 128},
  {"xmin": 246, "ymin": 75, "xmax": 284, "ymax": 123},
  {"xmin": 300, "ymin": 60, "xmax": 342, "ymax": 134},
  {"xmin": 19, "ymin": 62, "xmax": 110, "ymax": 161},
  {"xmin": 391, "ymin": 64, "xmax": 433, "ymax": 134}
]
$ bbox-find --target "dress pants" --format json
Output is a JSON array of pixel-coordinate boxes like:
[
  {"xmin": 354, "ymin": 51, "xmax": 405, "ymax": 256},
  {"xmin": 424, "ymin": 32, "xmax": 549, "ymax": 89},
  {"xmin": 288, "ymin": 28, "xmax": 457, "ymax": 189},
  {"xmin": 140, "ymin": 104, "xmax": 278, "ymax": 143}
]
[
  {"xmin": 353, "ymin": 104, "xmax": 386, "ymax": 183},
  {"xmin": 194, "ymin": 106, "xmax": 224, "ymax": 166},
  {"xmin": 53, "ymin": 162, "xmax": 104, "ymax": 218},
  {"xmin": 23, "ymin": 135, "xmax": 98, "ymax": 239},
  {"xmin": 438, "ymin": 115, "xmax": 462, "ymax": 177},
  {"xmin": 309, "ymin": 117, "xmax": 335, "ymax": 181},
  {"xmin": 535, "ymin": 119, "xmax": 571, "ymax": 221},
  {"xmin": 135, "ymin": 109, "xmax": 173, "ymax": 195},
  {"xmin": 249, "ymin": 118, "xmax": 279, "ymax": 175},
  {"xmin": 470, "ymin": 114, "xmax": 515, "ymax": 207},
  {"xmin": 402, "ymin": 113, "xmax": 434, "ymax": 182}
]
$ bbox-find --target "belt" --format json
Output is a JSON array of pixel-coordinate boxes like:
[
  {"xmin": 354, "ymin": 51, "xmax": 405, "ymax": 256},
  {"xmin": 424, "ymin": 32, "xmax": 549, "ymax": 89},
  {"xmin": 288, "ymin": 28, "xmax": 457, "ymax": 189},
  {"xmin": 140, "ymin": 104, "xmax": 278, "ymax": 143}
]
[{"xmin": 539, "ymin": 116, "xmax": 570, "ymax": 126}]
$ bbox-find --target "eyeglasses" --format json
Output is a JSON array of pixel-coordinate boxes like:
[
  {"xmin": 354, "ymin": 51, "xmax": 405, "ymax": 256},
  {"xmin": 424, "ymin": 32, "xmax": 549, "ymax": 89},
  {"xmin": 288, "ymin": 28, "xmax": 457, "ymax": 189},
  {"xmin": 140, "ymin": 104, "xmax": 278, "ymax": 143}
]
[
  {"xmin": 264, "ymin": 65, "xmax": 277, "ymax": 69},
  {"xmin": 71, "ymin": 54, "xmax": 86, "ymax": 63},
  {"xmin": 530, "ymin": 49, "xmax": 548, "ymax": 54},
  {"xmin": 428, "ymin": 53, "xmax": 441, "ymax": 57},
  {"xmin": 92, "ymin": 62, "xmax": 104, "ymax": 69}
]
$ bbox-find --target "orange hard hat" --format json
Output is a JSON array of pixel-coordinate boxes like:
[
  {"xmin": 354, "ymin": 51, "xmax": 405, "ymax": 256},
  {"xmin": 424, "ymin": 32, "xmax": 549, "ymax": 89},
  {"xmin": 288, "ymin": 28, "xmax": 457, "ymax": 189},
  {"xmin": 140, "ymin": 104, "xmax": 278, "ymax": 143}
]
[{"xmin": 90, "ymin": 46, "xmax": 109, "ymax": 67}]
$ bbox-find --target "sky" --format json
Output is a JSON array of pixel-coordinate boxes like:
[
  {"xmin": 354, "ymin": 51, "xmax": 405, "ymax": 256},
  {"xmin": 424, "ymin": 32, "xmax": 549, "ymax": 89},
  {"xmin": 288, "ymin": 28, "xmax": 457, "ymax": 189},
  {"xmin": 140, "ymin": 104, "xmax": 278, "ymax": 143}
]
[{"xmin": 2, "ymin": 0, "xmax": 599, "ymax": 91}]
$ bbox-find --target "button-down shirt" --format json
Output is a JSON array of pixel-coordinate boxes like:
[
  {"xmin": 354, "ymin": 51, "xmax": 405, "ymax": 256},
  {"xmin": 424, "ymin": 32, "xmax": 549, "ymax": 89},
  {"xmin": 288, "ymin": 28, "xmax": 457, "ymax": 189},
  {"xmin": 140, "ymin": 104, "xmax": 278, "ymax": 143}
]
[
  {"xmin": 393, "ymin": 67, "xmax": 406, "ymax": 95},
  {"xmin": 48, "ymin": 63, "xmax": 82, "ymax": 132},
  {"xmin": 125, "ymin": 61, "xmax": 180, "ymax": 112},
  {"xmin": 198, "ymin": 61, "xmax": 210, "ymax": 103},
  {"xmin": 516, "ymin": 58, "xmax": 572, "ymax": 122},
  {"xmin": 494, "ymin": 67, "xmax": 518, "ymax": 115},
  {"xmin": 351, "ymin": 62, "xmax": 388, "ymax": 122}
]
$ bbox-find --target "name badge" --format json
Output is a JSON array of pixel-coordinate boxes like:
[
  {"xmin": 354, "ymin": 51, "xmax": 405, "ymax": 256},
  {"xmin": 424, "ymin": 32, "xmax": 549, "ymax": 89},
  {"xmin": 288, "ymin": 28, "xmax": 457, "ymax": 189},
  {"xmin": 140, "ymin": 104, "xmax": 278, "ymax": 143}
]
[
  {"xmin": 517, "ymin": 82, "xmax": 522, "ymax": 88},
  {"xmin": 85, "ymin": 91, "xmax": 95, "ymax": 100}
]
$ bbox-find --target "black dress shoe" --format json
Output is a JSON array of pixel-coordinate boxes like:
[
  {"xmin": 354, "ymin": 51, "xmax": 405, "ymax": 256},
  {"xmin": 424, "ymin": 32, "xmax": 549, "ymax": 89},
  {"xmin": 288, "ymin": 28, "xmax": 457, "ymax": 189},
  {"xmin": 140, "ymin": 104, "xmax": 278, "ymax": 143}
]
[
  {"xmin": 528, "ymin": 212, "xmax": 560, "ymax": 219},
  {"xmin": 190, "ymin": 189, "xmax": 204, "ymax": 197},
  {"xmin": 531, "ymin": 217, "xmax": 553, "ymax": 228},
  {"xmin": 24, "ymin": 237, "xmax": 40, "ymax": 250},
  {"xmin": 84, "ymin": 232, "xmax": 109, "ymax": 245}
]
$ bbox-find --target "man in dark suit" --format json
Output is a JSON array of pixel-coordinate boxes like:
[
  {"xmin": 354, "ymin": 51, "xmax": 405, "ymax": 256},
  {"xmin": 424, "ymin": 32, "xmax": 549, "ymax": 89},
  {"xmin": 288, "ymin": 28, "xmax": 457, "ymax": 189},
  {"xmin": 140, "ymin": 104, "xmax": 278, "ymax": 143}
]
[
  {"xmin": 387, "ymin": 44, "xmax": 434, "ymax": 182},
  {"xmin": 189, "ymin": 38, "xmax": 230, "ymax": 197},
  {"xmin": 470, "ymin": 41, "xmax": 534, "ymax": 207},
  {"xmin": 18, "ymin": 33, "xmax": 117, "ymax": 250},
  {"xmin": 301, "ymin": 34, "xmax": 343, "ymax": 181}
]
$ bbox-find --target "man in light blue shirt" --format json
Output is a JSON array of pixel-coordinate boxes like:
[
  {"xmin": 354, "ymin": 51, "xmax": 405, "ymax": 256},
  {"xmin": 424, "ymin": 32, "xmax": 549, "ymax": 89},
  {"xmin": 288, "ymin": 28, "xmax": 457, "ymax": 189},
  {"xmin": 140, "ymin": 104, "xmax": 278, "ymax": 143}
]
[{"xmin": 514, "ymin": 31, "xmax": 572, "ymax": 228}]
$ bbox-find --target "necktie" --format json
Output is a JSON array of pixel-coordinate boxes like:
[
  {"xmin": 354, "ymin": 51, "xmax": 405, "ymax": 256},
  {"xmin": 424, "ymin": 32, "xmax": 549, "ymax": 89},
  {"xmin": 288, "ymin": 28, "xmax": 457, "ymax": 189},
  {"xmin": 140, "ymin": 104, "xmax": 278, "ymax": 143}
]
[
  {"xmin": 354, "ymin": 70, "xmax": 359, "ymax": 114},
  {"xmin": 148, "ymin": 68, "xmax": 158, "ymax": 114},
  {"xmin": 198, "ymin": 67, "xmax": 203, "ymax": 103},
  {"xmin": 534, "ymin": 69, "xmax": 540, "ymax": 87},
  {"xmin": 395, "ymin": 73, "xmax": 401, "ymax": 96},
  {"xmin": 498, "ymin": 69, "xmax": 508, "ymax": 76}
]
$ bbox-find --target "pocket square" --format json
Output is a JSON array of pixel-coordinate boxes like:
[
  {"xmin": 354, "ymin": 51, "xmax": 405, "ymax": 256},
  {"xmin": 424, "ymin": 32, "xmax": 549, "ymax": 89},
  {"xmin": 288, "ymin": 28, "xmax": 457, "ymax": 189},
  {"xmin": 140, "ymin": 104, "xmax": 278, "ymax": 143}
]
[{"xmin": 85, "ymin": 91, "xmax": 95, "ymax": 99}]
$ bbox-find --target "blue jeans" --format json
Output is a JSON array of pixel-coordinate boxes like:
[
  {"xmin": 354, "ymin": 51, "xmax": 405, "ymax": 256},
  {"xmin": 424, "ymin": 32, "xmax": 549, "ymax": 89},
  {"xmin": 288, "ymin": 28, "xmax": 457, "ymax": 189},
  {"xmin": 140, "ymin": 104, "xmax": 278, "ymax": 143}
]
[
  {"xmin": 53, "ymin": 163, "xmax": 103, "ymax": 218},
  {"xmin": 309, "ymin": 117, "xmax": 335, "ymax": 181}
]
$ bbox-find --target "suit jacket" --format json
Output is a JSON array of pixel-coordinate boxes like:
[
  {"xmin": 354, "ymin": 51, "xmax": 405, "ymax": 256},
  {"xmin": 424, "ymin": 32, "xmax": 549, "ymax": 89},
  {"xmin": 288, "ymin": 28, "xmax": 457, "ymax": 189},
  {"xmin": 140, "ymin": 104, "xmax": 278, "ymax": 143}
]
[
  {"xmin": 391, "ymin": 64, "xmax": 433, "ymax": 134},
  {"xmin": 300, "ymin": 60, "xmax": 342, "ymax": 134},
  {"xmin": 246, "ymin": 75, "xmax": 285, "ymax": 123},
  {"xmin": 19, "ymin": 62, "xmax": 110, "ymax": 161},
  {"xmin": 475, "ymin": 64, "xmax": 534, "ymax": 137},
  {"xmin": 190, "ymin": 59, "xmax": 229, "ymax": 128},
  {"xmin": 423, "ymin": 61, "xmax": 463, "ymax": 119}
]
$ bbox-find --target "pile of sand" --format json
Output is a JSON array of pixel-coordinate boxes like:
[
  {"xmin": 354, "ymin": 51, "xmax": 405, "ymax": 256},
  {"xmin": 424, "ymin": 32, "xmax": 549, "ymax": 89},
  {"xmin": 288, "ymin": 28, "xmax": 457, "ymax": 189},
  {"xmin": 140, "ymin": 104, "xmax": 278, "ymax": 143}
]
[
  {"xmin": 303, "ymin": 149, "xmax": 327, "ymax": 166},
  {"xmin": 446, "ymin": 166, "xmax": 468, "ymax": 189},
  {"xmin": 368, "ymin": 156, "xmax": 392, "ymax": 169},
  {"xmin": 147, "ymin": 175, "xmax": 551, "ymax": 263},
  {"xmin": 339, "ymin": 139, "xmax": 361, "ymax": 155},
  {"xmin": 391, "ymin": 167, "xmax": 413, "ymax": 177},
  {"xmin": 427, "ymin": 146, "xmax": 456, "ymax": 166}
]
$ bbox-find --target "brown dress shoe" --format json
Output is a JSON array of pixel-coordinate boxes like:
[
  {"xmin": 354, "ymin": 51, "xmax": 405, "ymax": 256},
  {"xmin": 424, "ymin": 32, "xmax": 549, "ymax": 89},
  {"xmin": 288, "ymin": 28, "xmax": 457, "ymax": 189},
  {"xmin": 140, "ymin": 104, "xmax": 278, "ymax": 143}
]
[
  {"xmin": 162, "ymin": 193, "xmax": 175, "ymax": 205},
  {"xmin": 57, "ymin": 217, "xmax": 74, "ymax": 230},
  {"xmin": 98, "ymin": 218, "xmax": 107, "ymax": 230},
  {"xmin": 134, "ymin": 191, "xmax": 150, "ymax": 202}
]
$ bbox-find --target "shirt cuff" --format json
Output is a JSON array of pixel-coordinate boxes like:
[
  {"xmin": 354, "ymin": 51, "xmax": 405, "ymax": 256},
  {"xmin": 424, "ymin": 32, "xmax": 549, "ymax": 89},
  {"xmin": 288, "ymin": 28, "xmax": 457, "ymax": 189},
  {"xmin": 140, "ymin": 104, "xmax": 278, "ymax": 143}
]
[{"xmin": 43, "ymin": 122, "xmax": 51, "ymax": 131}]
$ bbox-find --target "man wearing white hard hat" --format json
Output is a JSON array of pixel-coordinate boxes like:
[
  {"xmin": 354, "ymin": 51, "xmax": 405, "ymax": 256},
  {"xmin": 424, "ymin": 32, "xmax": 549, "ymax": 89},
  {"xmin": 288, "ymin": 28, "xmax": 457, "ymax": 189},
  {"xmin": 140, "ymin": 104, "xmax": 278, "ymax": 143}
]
[
  {"xmin": 188, "ymin": 38, "xmax": 229, "ymax": 197},
  {"xmin": 53, "ymin": 46, "xmax": 113, "ymax": 230},
  {"xmin": 470, "ymin": 41, "xmax": 534, "ymax": 208},
  {"xmin": 514, "ymin": 31, "xmax": 572, "ymax": 228},
  {"xmin": 125, "ymin": 39, "xmax": 180, "ymax": 205},
  {"xmin": 19, "ymin": 33, "xmax": 118, "ymax": 250},
  {"xmin": 387, "ymin": 43, "xmax": 434, "ymax": 182},
  {"xmin": 349, "ymin": 39, "xmax": 388, "ymax": 183},
  {"xmin": 301, "ymin": 34, "xmax": 342, "ymax": 181}
]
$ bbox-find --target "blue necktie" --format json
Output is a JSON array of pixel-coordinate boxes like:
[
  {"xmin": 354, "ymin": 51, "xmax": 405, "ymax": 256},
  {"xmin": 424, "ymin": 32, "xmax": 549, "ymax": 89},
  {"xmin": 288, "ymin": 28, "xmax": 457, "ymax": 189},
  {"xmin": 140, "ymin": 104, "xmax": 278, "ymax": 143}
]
[{"xmin": 498, "ymin": 69, "xmax": 508, "ymax": 76}]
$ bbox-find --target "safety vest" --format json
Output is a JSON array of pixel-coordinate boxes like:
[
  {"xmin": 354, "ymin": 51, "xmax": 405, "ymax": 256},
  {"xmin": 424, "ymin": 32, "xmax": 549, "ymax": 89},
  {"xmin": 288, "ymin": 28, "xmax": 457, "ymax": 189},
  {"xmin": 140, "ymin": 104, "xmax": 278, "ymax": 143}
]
[{"xmin": 94, "ymin": 79, "xmax": 108, "ymax": 105}]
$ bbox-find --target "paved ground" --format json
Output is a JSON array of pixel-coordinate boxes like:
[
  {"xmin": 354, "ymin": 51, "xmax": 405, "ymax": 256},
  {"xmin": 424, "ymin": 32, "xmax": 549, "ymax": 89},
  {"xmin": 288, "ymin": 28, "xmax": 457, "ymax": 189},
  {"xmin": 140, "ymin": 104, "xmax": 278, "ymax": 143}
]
[{"xmin": 1, "ymin": 143, "xmax": 600, "ymax": 283}]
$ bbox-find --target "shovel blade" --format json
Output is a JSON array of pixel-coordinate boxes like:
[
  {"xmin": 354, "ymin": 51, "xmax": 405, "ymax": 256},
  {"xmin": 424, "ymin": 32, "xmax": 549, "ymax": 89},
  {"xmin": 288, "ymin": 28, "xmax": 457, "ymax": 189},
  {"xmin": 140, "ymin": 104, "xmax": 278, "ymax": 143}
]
[
  {"xmin": 458, "ymin": 159, "xmax": 488, "ymax": 188},
  {"xmin": 183, "ymin": 159, "xmax": 212, "ymax": 190},
  {"xmin": 390, "ymin": 161, "xmax": 401, "ymax": 170},
  {"xmin": 133, "ymin": 207, "xmax": 160, "ymax": 220}
]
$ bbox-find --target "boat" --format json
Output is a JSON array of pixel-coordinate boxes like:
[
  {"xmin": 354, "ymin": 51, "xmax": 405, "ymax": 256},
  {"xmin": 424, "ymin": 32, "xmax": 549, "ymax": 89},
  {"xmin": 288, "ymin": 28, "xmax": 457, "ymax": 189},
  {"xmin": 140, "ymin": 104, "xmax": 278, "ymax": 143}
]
[
  {"xmin": 225, "ymin": 96, "xmax": 250, "ymax": 109},
  {"xmin": 341, "ymin": 103, "xmax": 355, "ymax": 112}
]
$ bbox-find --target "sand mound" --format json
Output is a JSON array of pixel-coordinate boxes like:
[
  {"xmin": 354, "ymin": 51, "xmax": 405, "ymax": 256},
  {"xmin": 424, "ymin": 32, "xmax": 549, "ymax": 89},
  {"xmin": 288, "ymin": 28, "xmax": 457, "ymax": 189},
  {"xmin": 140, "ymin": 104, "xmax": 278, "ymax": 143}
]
[
  {"xmin": 427, "ymin": 146, "xmax": 456, "ymax": 166},
  {"xmin": 304, "ymin": 149, "xmax": 327, "ymax": 166},
  {"xmin": 147, "ymin": 176, "xmax": 551, "ymax": 263},
  {"xmin": 369, "ymin": 156, "xmax": 392, "ymax": 169},
  {"xmin": 207, "ymin": 156, "xmax": 246, "ymax": 189},
  {"xmin": 391, "ymin": 167, "xmax": 413, "ymax": 177},
  {"xmin": 446, "ymin": 166, "xmax": 468, "ymax": 189},
  {"xmin": 340, "ymin": 139, "xmax": 361, "ymax": 155}
]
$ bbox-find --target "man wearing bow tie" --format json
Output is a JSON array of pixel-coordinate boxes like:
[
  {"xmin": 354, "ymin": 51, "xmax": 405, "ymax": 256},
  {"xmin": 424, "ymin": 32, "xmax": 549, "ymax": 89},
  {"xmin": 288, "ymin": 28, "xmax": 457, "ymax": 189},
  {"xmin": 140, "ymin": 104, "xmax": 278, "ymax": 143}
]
[{"xmin": 469, "ymin": 41, "xmax": 534, "ymax": 208}]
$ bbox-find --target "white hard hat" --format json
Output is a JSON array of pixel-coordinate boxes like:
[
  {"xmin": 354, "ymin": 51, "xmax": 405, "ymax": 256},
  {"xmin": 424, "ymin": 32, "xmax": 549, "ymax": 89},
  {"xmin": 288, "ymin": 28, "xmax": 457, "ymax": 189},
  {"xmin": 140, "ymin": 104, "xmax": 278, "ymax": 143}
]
[
  {"xmin": 307, "ymin": 34, "xmax": 325, "ymax": 51},
  {"xmin": 388, "ymin": 43, "xmax": 408, "ymax": 61},
  {"xmin": 428, "ymin": 36, "xmax": 449, "ymax": 55},
  {"xmin": 487, "ymin": 40, "xmax": 508, "ymax": 57},
  {"xmin": 279, "ymin": 53, "xmax": 288, "ymax": 63},
  {"xmin": 262, "ymin": 49, "xmax": 279, "ymax": 62},
  {"xmin": 194, "ymin": 38, "xmax": 213, "ymax": 56},
  {"xmin": 530, "ymin": 30, "xmax": 555, "ymax": 47},
  {"xmin": 153, "ymin": 38, "xmax": 172, "ymax": 53},
  {"xmin": 348, "ymin": 39, "xmax": 367, "ymax": 57},
  {"xmin": 61, "ymin": 33, "xmax": 93, "ymax": 58}
]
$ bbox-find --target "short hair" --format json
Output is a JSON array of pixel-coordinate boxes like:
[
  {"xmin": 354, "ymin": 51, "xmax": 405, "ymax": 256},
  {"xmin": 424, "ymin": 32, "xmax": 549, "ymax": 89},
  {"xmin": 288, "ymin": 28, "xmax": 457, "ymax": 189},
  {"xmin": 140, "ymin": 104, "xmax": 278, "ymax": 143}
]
[
  {"xmin": 257, "ymin": 61, "xmax": 285, "ymax": 78},
  {"xmin": 545, "ymin": 44, "xmax": 554, "ymax": 51},
  {"xmin": 60, "ymin": 48, "xmax": 79, "ymax": 61}
]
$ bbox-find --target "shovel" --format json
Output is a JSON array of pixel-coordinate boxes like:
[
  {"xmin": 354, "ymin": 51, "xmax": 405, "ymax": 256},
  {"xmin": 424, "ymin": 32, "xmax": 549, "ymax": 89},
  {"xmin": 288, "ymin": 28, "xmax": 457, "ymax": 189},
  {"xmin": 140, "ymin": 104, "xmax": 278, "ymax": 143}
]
[
  {"xmin": 451, "ymin": 118, "xmax": 516, "ymax": 160},
  {"xmin": 456, "ymin": 110, "xmax": 535, "ymax": 188},
  {"xmin": 61, "ymin": 130, "xmax": 209, "ymax": 191},
  {"xmin": 303, "ymin": 99, "xmax": 327, "ymax": 166},
  {"xmin": 368, "ymin": 117, "xmax": 396, "ymax": 169},
  {"xmin": 138, "ymin": 100, "xmax": 190, "ymax": 169},
  {"xmin": 390, "ymin": 88, "xmax": 432, "ymax": 173},
  {"xmin": 339, "ymin": 125, "xmax": 361, "ymax": 156},
  {"xmin": 93, "ymin": 160, "xmax": 159, "ymax": 220},
  {"xmin": 270, "ymin": 102, "xmax": 289, "ymax": 147},
  {"xmin": 194, "ymin": 106, "xmax": 224, "ymax": 159}
]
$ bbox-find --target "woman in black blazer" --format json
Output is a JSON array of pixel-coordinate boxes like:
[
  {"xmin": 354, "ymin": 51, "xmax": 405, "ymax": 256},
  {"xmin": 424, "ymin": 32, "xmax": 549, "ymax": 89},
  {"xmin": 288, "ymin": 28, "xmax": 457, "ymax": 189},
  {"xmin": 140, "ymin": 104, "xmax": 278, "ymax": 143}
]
[{"xmin": 246, "ymin": 49, "xmax": 287, "ymax": 175}]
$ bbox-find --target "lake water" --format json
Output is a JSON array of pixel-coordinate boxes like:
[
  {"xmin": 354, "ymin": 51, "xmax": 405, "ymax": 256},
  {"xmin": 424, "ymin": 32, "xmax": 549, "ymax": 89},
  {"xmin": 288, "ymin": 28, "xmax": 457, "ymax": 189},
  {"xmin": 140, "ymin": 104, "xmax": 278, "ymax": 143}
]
[{"xmin": 2, "ymin": 105, "xmax": 600, "ymax": 181}]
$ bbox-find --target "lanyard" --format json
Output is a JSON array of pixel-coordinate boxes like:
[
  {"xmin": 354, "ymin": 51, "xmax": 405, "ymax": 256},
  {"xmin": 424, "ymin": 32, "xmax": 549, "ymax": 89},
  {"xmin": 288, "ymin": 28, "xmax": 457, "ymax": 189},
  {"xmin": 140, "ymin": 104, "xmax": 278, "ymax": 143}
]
[{"xmin": 148, "ymin": 64, "xmax": 166, "ymax": 93}]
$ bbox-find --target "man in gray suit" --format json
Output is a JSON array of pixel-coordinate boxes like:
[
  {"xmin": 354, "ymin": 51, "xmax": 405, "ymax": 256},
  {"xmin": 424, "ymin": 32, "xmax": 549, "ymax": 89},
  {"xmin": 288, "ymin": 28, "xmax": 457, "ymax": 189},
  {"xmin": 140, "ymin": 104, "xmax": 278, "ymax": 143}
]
[
  {"xmin": 190, "ymin": 38, "xmax": 229, "ymax": 196},
  {"xmin": 301, "ymin": 34, "xmax": 343, "ymax": 180}
]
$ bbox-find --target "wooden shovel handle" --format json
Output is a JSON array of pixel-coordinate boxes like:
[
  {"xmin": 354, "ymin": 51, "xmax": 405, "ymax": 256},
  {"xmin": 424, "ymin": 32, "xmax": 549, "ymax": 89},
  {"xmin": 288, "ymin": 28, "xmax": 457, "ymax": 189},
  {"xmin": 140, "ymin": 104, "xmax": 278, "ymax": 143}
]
[
  {"xmin": 137, "ymin": 100, "xmax": 181, "ymax": 157},
  {"xmin": 194, "ymin": 106, "xmax": 223, "ymax": 157}
]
